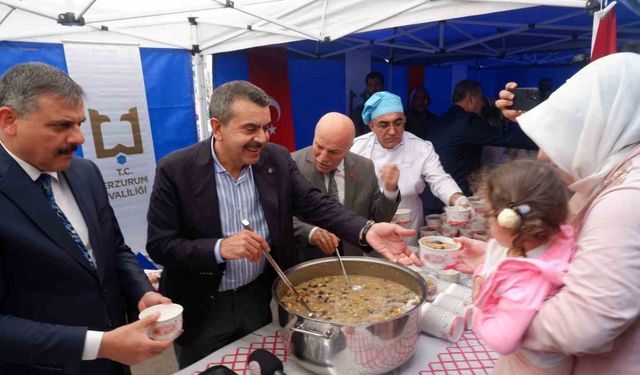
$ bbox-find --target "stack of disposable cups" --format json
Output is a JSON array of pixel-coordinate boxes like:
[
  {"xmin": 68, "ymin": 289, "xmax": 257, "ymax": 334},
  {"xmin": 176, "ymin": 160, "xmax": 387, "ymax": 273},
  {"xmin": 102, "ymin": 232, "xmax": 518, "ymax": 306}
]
[
  {"xmin": 432, "ymin": 277, "xmax": 473, "ymax": 302},
  {"xmin": 420, "ymin": 302, "xmax": 465, "ymax": 342},
  {"xmin": 433, "ymin": 293, "xmax": 473, "ymax": 330},
  {"xmin": 444, "ymin": 283, "xmax": 472, "ymax": 303}
]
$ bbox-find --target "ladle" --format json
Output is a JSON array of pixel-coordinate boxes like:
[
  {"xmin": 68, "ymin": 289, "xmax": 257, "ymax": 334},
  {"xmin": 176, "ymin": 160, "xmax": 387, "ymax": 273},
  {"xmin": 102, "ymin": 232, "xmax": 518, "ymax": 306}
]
[
  {"xmin": 241, "ymin": 219, "xmax": 320, "ymax": 319},
  {"xmin": 334, "ymin": 249, "xmax": 363, "ymax": 291}
]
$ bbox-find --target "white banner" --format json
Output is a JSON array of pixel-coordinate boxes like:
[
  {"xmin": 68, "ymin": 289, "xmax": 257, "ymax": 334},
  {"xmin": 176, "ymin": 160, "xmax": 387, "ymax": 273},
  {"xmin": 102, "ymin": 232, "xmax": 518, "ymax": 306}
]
[{"xmin": 64, "ymin": 42, "xmax": 156, "ymax": 256}]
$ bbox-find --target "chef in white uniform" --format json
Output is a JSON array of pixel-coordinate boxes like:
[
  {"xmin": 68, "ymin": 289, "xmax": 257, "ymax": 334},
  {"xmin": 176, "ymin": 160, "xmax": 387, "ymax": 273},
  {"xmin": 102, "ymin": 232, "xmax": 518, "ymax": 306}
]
[{"xmin": 351, "ymin": 91, "xmax": 471, "ymax": 245}]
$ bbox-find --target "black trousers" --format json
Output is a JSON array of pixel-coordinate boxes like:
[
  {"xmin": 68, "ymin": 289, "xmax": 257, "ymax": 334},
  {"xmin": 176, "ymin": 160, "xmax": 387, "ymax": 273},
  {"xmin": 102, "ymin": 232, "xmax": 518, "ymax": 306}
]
[{"xmin": 175, "ymin": 272, "xmax": 273, "ymax": 369}]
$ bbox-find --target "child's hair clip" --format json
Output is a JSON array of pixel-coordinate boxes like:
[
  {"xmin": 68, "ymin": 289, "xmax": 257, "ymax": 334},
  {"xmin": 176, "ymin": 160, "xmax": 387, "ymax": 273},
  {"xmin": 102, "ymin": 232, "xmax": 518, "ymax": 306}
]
[{"xmin": 497, "ymin": 203, "xmax": 531, "ymax": 229}]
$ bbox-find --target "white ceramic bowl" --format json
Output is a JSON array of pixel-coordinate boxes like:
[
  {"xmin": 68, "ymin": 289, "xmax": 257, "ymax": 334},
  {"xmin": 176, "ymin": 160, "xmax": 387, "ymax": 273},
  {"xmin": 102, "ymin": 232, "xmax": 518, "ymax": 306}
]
[
  {"xmin": 138, "ymin": 303, "xmax": 183, "ymax": 341},
  {"xmin": 418, "ymin": 236, "xmax": 461, "ymax": 270}
]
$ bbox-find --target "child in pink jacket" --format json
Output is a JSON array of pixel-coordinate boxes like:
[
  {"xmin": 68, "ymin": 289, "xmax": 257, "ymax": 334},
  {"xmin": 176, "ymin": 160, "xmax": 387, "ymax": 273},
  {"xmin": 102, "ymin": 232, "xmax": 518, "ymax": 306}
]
[{"xmin": 472, "ymin": 159, "xmax": 576, "ymax": 374}]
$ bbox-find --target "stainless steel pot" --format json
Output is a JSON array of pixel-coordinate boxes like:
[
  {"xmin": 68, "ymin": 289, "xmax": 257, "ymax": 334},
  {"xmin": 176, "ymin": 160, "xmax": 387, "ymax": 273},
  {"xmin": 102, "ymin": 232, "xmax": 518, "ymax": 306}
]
[{"xmin": 273, "ymin": 257, "xmax": 428, "ymax": 375}]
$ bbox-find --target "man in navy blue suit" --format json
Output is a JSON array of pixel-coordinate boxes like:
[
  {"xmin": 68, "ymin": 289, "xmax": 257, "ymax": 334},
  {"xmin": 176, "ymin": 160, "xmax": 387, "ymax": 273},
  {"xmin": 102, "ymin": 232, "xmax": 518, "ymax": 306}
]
[{"xmin": 0, "ymin": 63, "xmax": 174, "ymax": 375}]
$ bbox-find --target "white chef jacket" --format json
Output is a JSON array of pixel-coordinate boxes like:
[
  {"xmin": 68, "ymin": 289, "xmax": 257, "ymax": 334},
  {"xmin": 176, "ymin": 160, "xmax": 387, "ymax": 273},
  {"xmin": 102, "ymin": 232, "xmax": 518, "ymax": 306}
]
[{"xmin": 351, "ymin": 131, "xmax": 461, "ymax": 244}]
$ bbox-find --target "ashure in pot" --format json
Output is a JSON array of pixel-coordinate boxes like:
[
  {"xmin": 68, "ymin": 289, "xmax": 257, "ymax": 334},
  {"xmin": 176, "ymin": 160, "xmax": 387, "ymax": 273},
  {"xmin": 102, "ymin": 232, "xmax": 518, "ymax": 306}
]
[{"xmin": 273, "ymin": 257, "xmax": 428, "ymax": 375}]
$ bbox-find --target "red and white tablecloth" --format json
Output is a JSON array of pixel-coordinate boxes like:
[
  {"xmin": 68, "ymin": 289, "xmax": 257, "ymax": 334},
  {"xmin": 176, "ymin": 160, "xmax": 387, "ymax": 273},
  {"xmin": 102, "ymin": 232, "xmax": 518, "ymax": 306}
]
[{"xmin": 177, "ymin": 323, "xmax": 498, "ymax": 375}]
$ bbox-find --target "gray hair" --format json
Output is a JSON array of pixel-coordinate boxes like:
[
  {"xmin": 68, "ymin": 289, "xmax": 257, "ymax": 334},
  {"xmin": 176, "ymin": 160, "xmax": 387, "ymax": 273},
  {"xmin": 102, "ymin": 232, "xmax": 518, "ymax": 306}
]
[
  {"xmin": 208, "ymin": 80, "xmax": 270, "ymax": 124},
  {"xmin": 0, "ymin": 62, "xmax": 84, "ymax": 118}
]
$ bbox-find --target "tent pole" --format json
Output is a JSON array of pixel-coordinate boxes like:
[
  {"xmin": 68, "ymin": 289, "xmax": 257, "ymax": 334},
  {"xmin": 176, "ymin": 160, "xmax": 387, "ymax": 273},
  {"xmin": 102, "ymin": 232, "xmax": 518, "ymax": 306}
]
[
  {"xmin": 193, "ymin": 53, "xmax": 209, "ymax": 141},
  {"xmin": 76, "ymin": 0, "xmax": 97, "ymax": 19},
  {"xmin": 190, "ymin": 17, "xmax": 209, "ymax": 141},
  {"xmin": 0, "ymin": 7, "xmax": 14, "ymax": 25},
  {"xmin": 199, "ymin": 0, "xmax": 316, "ymax": 50},
  {"xmin": 0, "ymin": 0, "xmax": 58, "ymax": 20},
  {"xmin": 210, "ymin": 0, "xmax": 321, "ymax": 41}
]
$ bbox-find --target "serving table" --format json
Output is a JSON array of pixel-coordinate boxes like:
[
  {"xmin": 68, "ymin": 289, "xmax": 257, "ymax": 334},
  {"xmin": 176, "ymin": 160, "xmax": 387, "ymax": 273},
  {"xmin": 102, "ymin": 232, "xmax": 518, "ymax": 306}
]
[{"xmin": 176, "ymin": 322, "xmax": 497, "ymax": 375}]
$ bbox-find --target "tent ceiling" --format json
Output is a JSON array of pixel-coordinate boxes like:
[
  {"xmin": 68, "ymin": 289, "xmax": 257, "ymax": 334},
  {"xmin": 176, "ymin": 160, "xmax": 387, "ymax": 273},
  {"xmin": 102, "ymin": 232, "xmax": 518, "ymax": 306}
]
[
  {"xmin": 0, "ymin": 0, "xmax": 591, "ymax": 54},
  {"xmin": 1, "ymin": 1, "xmax": 636, "ymax": 66}
]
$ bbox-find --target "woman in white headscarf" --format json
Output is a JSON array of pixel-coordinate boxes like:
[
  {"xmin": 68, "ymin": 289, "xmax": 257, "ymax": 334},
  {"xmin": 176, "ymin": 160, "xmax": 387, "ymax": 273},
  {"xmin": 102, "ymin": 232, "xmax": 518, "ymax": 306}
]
[{"xmin": 456, "ymin": 52, "xmax": 640, "ymax": 375}]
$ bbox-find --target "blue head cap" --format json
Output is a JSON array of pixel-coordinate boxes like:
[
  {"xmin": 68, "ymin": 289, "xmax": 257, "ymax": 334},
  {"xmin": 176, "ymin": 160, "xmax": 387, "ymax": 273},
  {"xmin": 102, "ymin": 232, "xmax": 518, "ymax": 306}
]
[{"xmin": 362, "ymin": 91, "xmax": 404, "ymax": 124}]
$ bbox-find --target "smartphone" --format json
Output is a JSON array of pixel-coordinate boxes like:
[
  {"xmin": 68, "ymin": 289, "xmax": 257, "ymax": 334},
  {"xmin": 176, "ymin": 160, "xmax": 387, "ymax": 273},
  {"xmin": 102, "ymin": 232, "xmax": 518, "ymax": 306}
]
[{"xmin": 509, "ymin": 87, "xmax": 541, "ymax": 111}]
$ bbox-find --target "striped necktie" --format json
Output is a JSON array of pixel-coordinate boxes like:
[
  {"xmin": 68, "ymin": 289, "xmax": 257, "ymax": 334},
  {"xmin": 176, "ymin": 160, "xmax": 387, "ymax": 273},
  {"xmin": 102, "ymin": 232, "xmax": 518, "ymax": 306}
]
[{"xmin": 36, "ymin": 174, "xmax": 96, "ymax": 269}]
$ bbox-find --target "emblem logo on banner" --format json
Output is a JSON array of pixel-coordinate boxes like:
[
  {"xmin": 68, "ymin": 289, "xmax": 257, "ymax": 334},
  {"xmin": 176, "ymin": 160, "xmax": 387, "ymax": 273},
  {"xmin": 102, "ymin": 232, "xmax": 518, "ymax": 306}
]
[
  {"xmin": 90, "ymin": 108, "xmax": 144, "ymax": 158},
  {"xmin": 64, "ymin": 42, "xmax": 157, "ymax": 256}
]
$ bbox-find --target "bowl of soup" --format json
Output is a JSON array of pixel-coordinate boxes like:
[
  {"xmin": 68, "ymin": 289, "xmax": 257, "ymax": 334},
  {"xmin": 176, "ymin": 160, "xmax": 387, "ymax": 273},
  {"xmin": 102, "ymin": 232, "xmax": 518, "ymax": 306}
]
[{"xmin": 418, "ymin": 236, "xmax": 461, "ymax": 270}]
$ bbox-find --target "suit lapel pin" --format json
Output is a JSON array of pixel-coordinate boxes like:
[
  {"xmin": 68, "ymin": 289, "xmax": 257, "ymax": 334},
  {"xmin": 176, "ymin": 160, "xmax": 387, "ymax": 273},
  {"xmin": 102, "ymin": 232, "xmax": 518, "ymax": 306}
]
[{"xmin": 268, "ymin": 167, "xmax": 273, "ymax": 174}]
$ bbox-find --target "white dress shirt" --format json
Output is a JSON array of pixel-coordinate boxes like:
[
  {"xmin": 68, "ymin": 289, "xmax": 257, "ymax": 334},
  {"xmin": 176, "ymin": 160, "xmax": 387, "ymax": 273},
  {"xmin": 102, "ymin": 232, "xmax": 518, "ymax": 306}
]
[
  {"xmin": 209, "ymin": 138, "xmax": 270, "ymax": 290},
  {"xmin": 0, "ymin": 140, "xmax": 102, "ymax": 360},
  {"xmin": 351, "ymin": 131, "xmax": 461, "ymax": 244}
]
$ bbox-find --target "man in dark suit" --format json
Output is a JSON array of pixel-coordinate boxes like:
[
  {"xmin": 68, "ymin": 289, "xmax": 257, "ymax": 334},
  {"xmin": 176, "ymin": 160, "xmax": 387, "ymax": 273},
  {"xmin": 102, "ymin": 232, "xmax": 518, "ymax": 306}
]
[
  {"xmin": 146, "ymin": 81, "xmax": 421, "ymax": 368},
  {"xmin": 0, "ymin": 63, "xmax": 174, "ymax": 374},
  {"xmin": 351, "ymin": 71, "xmax": 384, "ymax": 136},
  {"xmin": 291, "ymin": 112, "xmax": 400, "ymax": 262},
  {"xmin": 424, "ymin": 79, "xmax": 537, "ymax": 213},
  {"xmin": 405, "ymin": 87, "xmax": 438, "ymax": 140}
]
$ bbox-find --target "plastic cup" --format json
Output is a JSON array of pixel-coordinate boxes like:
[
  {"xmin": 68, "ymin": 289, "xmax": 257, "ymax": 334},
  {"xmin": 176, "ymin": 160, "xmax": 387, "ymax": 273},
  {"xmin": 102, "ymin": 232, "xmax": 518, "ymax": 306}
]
[
  {"xmin": 138, "ymin": 303, "xmax": 183, "ymax": 341},
  {"xmin": 418, "ymin": 236, "xmax": 461, "ymax": 270},
  {"xmin": 444, "ymin": 206, "xmax": 472, "ymax": 226}
]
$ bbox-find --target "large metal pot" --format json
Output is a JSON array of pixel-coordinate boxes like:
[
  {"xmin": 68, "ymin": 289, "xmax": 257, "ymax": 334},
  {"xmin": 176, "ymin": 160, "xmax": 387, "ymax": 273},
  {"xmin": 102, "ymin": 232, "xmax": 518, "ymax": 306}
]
[{"xmin": 273, "ymin": 257, "xmax": 428, "ymax": 375}]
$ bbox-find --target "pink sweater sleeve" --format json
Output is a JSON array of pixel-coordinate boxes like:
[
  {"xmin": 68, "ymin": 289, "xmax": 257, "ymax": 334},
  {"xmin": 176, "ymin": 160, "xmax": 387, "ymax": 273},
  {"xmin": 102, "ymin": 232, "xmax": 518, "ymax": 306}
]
[{"xmin": 473, "ymin": 264, "xmax": 554, "ymax": 355}]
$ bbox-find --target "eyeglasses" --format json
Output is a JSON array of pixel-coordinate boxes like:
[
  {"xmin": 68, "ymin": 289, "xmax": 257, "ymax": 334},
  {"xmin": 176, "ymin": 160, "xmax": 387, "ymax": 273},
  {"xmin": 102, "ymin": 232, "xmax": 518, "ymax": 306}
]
[{"xmin": 374, "ymin": 118, "xmax": 405, "ymax": 130}]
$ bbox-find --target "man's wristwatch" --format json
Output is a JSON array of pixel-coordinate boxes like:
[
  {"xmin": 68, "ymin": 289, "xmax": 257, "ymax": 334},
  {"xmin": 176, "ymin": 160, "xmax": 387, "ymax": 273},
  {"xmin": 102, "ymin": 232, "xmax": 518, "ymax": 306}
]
[{"xmin": 359, "ymin": 220, "xmax": 375, "ymax": 247}]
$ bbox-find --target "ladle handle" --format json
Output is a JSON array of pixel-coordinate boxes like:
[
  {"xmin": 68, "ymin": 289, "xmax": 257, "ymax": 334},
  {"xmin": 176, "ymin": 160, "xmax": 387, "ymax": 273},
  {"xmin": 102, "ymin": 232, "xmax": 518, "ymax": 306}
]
[
  {"xmin": 334, "ymin": 248, "xmax": 351, "ymax": 288},
  {"xmin": 240, "ymin": 219, "xmax": 300, "ymax": 299}
]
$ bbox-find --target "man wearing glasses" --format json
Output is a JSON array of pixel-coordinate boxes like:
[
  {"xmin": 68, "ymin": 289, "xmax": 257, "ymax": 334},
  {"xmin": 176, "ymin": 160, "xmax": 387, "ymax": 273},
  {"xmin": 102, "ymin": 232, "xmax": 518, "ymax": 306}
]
[{"xmin": 351, "ymin": 91, "xmax": 470, "ymax": 245}]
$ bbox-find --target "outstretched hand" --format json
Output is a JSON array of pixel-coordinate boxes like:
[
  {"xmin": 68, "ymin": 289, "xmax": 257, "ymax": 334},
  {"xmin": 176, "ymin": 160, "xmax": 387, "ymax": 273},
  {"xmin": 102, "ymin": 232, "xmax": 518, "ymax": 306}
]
[
  {"xmin": 366, "ymin": 222, "xmax": 423, "ymax": 267},
  {"xmin": 452, "ymin": 236, "xmax": 487, "ymax": 274}
]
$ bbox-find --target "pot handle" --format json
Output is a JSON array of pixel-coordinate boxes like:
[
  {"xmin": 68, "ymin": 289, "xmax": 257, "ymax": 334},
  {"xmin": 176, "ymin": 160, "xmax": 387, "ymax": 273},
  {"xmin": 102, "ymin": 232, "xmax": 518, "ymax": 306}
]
[{"xmin": 292, "ymin": 321, "xmax": 335, "ymax": 339}]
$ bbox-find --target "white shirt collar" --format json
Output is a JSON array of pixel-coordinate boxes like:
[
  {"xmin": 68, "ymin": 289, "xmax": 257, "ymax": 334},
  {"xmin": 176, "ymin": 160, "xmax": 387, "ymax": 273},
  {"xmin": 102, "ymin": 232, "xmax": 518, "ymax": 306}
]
[
  {"xmin": 333, "ymin": 159, "xmax": 345, "ymax": 174},
  {"xmin": 527, "ymin": 242, "xmax": 550, "ymax": 259},
  {"xmin": 0, "ymin": 139, "xmax": 59, "ymax": 182},
  {"xmin": 209, "ymin": 136, "xmax": 251, "ymax": 176}
]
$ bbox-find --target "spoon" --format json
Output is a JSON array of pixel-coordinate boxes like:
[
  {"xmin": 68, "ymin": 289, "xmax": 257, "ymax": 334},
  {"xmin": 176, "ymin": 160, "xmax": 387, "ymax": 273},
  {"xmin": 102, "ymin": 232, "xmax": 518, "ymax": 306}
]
[
  {"xmin": 334, "ymin": 249, "xmax": 363, "ymax": 291},
  {"xmin": 241, "ymin": 219, "xmax": 321, "ymax": 319}
]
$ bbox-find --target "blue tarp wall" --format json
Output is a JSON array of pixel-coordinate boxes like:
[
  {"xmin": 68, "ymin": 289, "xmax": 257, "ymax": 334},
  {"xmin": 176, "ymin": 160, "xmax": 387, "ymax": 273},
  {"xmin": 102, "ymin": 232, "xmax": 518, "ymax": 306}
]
[{"xmin": 213, "ymin": 50, "xmax": 580, "ymax": 150}]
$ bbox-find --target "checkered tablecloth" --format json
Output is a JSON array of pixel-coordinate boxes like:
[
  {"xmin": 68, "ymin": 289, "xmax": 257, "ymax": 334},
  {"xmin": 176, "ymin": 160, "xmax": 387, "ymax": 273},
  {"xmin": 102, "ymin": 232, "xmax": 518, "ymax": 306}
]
[
  {"xmin": 420, "ymin": 331, "xmax": 498, "ymax": 374},
  {"xmin": 178, "ymin": 324, "xmax": 497, "ymax": 375}
]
